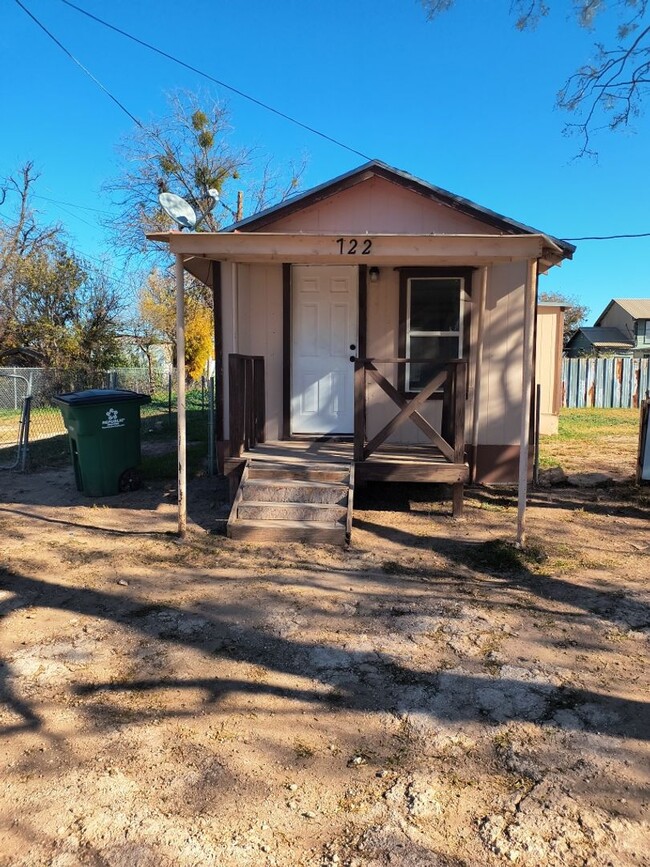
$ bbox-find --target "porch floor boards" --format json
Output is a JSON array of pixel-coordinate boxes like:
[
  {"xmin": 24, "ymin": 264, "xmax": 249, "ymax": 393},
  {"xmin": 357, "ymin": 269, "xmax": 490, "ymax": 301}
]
[{"xmin": 225, "ymin": 440, "xmax": 469, "ymax": 484}]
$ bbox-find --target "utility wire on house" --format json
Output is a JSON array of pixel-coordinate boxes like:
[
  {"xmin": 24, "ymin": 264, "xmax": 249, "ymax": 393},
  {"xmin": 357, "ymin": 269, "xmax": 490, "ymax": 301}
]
[
  {"xmin": 561, "ymin": 232, "xmax": 650, "ymax": 241},
  {"xmin": 58, "ymin": 0, "xmax": 373, "ymax": 161},
  {"xmin": 13, "ymin": 0, "xmax": 143, "ymax": 128}
]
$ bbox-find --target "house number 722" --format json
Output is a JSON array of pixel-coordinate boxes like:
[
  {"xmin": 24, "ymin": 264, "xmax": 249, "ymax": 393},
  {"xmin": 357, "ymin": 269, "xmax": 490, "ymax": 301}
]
[{"xmin": 336, "ymin": 238, "xmax": 372, "ymax": 255}]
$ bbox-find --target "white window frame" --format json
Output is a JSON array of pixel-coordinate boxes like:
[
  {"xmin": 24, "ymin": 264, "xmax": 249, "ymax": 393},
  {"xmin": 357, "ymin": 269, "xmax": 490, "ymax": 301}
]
[{"xmin": 405, "ymin": 276, "xmax": 464, "ymax": 392}]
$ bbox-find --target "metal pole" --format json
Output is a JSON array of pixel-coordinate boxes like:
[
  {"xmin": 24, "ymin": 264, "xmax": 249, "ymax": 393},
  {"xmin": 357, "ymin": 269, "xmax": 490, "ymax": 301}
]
[
  {"xmin": 175, "ymin": 253, "xmax": 187, "ymax": 538},
  {"xmin": 470, "ymin": 266, "xmax": 488, "ymax": 483},
  {"xmin": 20, "ymin": 395, "xmax": 32, "ymax": 472},
  {"xmin": 516, "ymin": 259, "xmax": 538, "ymax": 546}
]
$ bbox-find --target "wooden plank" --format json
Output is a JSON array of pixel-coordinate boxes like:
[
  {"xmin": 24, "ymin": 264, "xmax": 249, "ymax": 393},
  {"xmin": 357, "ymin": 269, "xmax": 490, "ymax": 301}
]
[
  {"xmin": 244, "ymin": 357, "xmax": 254, "ymax": 450},
  {"xmin": 637, "ymin": 398, "xmax": 650, "ymax": 484},
  {"xmin": 249, "ymin": 465, "xmax": 348, "ymax": 483},
  {"xmin": 253, "ymin": 356, "xmax": 266, "ymax": 445},
  {"xmin": 453, "ymin": 361, "xmax": 467, "ymax": 463},
  {"xmin": 226, "ymin": 460, "xmax": 250, "ymax": 535},
  {"xmin": 354, "ymin": 360, "xmax": 366, "ymax": 462},
  {"xmin": 358, "ymin": 265, "xmax": 367, "ymax": 360},
  {"xmin": 228, "ymin": 519, "xmax": 346, "ymax": 545},
  {"xmin": 228, "ymin": 355, "xmax": 244, "ymax": 457},
  {"xmin": 282, "ymin": 263, "xmax": 291, "ymax": 440},
  {"xmin": 452, "ymin": 483, "xmax": 464, "ymax": 517},
  {"xmin": 212, "ymin": 261, "xmax": 225, "ymax": 474},
  {"xmin": 165, "ymin": 231, "xmax": 549, "ymax": 264},
  {"xmin": 356, "ymin": 462, "xmax": 469, "ymax": 483},
  {"xmin": 346, "ymin": 461, "xmax": 354, "ymax": 545}
]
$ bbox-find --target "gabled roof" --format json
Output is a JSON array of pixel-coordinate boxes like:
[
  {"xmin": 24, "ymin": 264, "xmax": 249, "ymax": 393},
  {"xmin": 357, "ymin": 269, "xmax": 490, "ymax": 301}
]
[
  {"xmin": 595, "ymin": 298, "xmax": 650, "ymax": 324},
  {"xmin": 224, "ymin": 160, "xmax": 575, "ymax": 260},
  {"xmin": 568, "ymin": 327, "xmax": 635, "ymax": 349}
]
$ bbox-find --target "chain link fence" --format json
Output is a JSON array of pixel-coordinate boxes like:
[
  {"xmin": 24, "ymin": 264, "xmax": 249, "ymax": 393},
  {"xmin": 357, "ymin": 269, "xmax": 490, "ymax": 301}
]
[
  {"xmin": 0, "ymin": 366, "xmax": 215, "ymax": 476},
  {"xmin": 0, "ymin": 372, "xmax": 31, "ymax": 469}
]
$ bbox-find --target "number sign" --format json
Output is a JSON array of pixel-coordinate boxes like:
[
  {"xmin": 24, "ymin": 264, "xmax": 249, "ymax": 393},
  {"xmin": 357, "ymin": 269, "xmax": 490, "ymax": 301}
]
[{"xmin": 336, "ymin": 238, "xmax": 373, "ymax": 255}]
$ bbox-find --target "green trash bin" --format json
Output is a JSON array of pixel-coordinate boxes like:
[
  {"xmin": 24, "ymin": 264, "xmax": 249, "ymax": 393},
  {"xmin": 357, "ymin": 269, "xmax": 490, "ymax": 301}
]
[{"xmin": 53, "ymin": 389, "xmax": 151, "ymax": 496}]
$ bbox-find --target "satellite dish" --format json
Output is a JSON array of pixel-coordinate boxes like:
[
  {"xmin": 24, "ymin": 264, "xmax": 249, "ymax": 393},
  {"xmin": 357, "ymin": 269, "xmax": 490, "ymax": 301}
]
[{"xmin": 158, "ymin": 192, "xmax": 197, "ymax": 231}]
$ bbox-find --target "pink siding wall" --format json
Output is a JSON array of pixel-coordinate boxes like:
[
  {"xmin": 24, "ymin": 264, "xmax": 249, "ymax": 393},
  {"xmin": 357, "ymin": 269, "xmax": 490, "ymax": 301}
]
[{"xmin": 260, "ymin": 176, "xmax": 501, "ymax": 236}]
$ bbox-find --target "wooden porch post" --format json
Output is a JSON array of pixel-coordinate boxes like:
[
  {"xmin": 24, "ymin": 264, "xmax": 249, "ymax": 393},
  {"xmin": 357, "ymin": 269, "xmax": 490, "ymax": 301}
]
[
  {"xmin": 354, "ymin": 360, "xmax": 366, "ymax": 462},
  {"xmin": 470, "ymin": 266, "xmax": 488, "ymax": 483},
  {"xmin": 175, "ymin": 253, "xmax": 187, "ymax": 538},
  {"xmin": 452, "ymin": 360, "xmax": 467, "ymax": 517},
  {"xmin": 516, "ymin": 258, "xmax": 538, "ymax": 546},
  {"xmin": 211, "ymin": 261, "xmax": 225, "ymax": 474}
]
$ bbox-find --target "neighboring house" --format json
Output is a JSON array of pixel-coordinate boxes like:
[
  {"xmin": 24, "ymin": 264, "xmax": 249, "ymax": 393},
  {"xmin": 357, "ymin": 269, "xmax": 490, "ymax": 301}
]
[
  {"xmin": 149, "ymin": 160, "xmax": 574, "ymax": 540},
  {"xmin": 594, "ymin": 298, "xmax": 650, "ymax": 357},
  {"xmin": 565, "ymin": 326, "xmax": 635, "ymax": 358}
]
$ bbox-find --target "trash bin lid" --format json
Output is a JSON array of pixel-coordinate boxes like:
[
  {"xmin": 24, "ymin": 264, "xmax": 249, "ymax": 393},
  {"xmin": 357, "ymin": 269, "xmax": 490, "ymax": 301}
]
[{"xmin": 53, "ymin": 388, "xmax": 151, "ymax": 406}]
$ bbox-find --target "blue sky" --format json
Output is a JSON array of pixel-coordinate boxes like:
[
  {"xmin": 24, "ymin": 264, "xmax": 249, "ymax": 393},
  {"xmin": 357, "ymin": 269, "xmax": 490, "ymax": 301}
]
[{"xmin": 2, "ymin": 0, "xmax": 649, "ymax": 321}]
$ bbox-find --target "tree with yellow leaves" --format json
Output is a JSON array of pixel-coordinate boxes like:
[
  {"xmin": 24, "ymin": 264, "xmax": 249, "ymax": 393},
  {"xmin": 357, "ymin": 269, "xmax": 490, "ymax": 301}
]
[{"xmin": 140, "ymin": 268, "xmax": 213, "ymax": 381}]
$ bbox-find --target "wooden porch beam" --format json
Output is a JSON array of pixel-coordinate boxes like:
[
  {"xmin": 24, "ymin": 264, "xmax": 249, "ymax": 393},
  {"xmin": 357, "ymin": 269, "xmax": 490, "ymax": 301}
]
[{"xmin": 150, "ymin": 232, "xmax": 554, "ymax": 265}]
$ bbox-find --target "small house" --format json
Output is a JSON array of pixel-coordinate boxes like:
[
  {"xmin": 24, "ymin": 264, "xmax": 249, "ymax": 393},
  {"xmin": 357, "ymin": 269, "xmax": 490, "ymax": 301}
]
[
  {"xmin": 149, "ymin": 161, "xmax": 574, "ymax": 543},
  {"xmin": 594, "ymin": 299, "xmax": 650, "ymax": 357},
  {"xmin": 565, "ymin": 326, "xmax": 635, "ymax": 358}
]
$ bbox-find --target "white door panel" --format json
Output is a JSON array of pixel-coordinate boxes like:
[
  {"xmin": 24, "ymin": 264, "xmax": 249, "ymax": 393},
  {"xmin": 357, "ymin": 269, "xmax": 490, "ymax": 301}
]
[{"xmin": 291, "ymin": 265, "xmax": 358, "ymax": 434}]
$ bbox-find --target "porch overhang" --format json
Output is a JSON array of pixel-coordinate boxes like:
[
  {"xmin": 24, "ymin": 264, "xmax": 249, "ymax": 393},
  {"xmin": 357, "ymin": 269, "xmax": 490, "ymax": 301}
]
[{"xmin": 147, "ymin": 231, "xmax": 564, "ymax": 283}]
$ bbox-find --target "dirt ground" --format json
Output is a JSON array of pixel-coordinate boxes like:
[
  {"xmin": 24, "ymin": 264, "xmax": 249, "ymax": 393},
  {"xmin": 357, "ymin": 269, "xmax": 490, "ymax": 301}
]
[{"xmin": 0, "ymin": 452, "xmax": 648, "ymax": 866}]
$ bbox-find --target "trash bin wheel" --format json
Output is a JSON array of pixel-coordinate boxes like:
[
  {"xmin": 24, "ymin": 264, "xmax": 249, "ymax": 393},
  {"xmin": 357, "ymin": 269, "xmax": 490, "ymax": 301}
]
[{"xmin": 118, "ymin": 467, "xmax": 142, "ymax": 492}]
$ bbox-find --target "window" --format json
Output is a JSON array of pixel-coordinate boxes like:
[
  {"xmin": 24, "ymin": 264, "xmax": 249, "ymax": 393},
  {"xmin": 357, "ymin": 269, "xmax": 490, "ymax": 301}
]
[
  {"xmin": 644, "ymin": 320, "xmax": 650, "ymax": 343},
  {"xmin": 403, "ymin": 274, "xmax": 466, "ymax": 392}
]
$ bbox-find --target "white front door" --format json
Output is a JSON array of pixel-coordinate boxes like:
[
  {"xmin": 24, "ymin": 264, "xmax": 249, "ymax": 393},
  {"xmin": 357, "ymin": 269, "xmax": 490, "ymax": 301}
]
[{"xmin": 291, "ymin": 265, "xmax": 358, "ymax": 434}]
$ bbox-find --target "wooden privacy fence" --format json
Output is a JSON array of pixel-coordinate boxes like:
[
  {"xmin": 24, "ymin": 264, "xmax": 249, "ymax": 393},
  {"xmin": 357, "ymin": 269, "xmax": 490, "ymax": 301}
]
[
  {"xmin": 562, "ymin": 356, "xmax": 650, "ymax": 408},
  {"xmin": 228, "ymin": 354, "xmax": 265, "ymax": 456}
]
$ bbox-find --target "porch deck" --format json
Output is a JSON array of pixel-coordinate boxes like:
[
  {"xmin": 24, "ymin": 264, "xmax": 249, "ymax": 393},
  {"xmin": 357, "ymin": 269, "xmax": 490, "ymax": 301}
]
[{"xmin": 224, "ymin": 439, "xmax": 469, "ymax": 484}]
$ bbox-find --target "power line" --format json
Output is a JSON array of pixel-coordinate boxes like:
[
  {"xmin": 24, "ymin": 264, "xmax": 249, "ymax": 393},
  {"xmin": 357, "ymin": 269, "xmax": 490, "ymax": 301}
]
[
  {"xmin": 34, "ymin": 194, "xmax": 114, "ymax": 217},
  {"xmin": 13, "ymin": 0, "xmax": 142, "ymax": 128},
  {"xmin": 561, "ymin": 232, "xmax": 650, "ymax": 241},
  {"xmin": 58, "ymin": 0, "xmax": 372, "ymax": 161}
]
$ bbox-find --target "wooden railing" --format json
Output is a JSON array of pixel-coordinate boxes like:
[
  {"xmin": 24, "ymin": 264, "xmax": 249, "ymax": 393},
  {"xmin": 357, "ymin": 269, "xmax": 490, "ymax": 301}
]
[
  {"xmin": 228, "ymin": 354, "xmax": 265, "ymax": 457},
  {"xmin": 353, "ymin": 358, "xmax": 468, "ymax": 464}
]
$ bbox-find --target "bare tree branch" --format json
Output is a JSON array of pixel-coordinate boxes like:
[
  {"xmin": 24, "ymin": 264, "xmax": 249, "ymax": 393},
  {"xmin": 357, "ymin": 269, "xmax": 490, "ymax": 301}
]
[
  {"xmin": 103, "ymin": 90, "xmax": 303, "ymax": 260},
  {"xmin": 421, "ymin": 0, "xmax": 650, "ymax": 155}
]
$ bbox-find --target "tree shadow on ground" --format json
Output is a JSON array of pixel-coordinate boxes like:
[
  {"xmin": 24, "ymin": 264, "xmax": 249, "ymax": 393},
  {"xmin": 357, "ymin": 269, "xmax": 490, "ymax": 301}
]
[
  {"xmin": 353, "ymin": 516, "xmax": 650, "ymax": 633},
  {"xmin": 1, "ymin": 564, "xmax": 648, "ymax": 743}
]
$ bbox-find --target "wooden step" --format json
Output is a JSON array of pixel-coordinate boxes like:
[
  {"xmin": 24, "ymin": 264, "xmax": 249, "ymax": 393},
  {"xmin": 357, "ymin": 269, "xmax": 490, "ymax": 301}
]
[
  {"xmin": 237, "ymin": 500, "xmax": 347, "ymax": 523},
  {"xmin": 227, "ymin": 459, "xmax": 353, "ymax": 546},
  {"xmin": 247, "ymin": 462, "xmax": 349, "ymax": 484},
  {"xmin": 228, "ymin": 518, "xmax": 346, "ymax": 544},
  {"xmin": 241, "ymin": 479, "xmax": 348, "ymax": 505}
]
